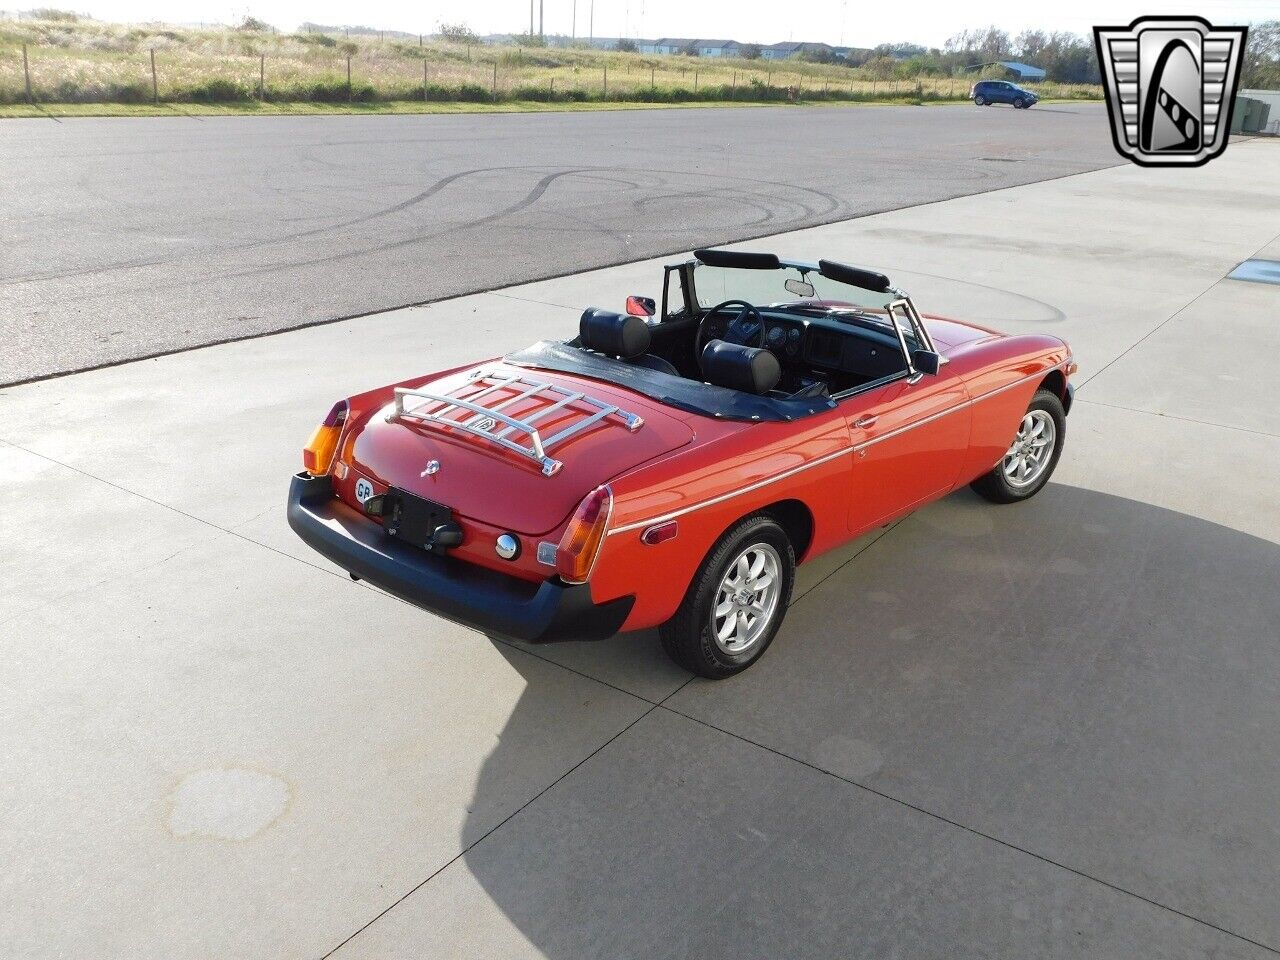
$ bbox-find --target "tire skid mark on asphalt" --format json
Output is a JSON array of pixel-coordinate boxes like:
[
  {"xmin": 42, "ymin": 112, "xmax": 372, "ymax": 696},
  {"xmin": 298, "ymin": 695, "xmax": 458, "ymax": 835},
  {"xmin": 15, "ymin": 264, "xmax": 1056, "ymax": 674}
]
[
  {"xmin": 0, "ymin": 162, "xmax": 844, "ymax": 292},
  {"xmin": 211, "ymin": 167, "xmax": 595, "ymax": 281},
  {"xmin": 1, "ymin": 164, "xmax": 517, "ymax": 286}
]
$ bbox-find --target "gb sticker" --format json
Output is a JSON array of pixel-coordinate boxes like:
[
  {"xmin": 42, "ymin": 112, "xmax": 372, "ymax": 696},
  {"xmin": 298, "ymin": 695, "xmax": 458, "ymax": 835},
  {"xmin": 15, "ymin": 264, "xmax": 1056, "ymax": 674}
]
[{"xmin": 354, "ymin": 477, "xmax": 374, "ymax": 504}]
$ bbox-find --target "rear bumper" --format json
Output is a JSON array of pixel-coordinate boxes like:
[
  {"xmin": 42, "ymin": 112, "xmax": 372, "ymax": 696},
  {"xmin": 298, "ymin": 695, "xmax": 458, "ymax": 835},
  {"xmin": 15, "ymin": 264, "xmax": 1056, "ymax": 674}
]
[{"xmin": 287, "ymin": 472, "xmax": 633, "ymax": 643}]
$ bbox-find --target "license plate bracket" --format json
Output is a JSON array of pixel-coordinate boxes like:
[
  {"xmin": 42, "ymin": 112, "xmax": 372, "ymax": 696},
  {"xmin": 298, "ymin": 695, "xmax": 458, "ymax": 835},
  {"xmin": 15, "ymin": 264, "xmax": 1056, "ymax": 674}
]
[{"xmin": 384, "ymin": 488, "xmax": 453, "ymax": 551}]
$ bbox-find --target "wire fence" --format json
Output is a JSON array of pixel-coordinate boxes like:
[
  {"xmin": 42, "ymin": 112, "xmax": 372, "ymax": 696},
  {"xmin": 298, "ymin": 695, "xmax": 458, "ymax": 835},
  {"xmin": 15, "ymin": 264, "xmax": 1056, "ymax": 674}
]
[{"xmin": 0, "ymin": 20, "xmax": 1103, "ymax": 107}]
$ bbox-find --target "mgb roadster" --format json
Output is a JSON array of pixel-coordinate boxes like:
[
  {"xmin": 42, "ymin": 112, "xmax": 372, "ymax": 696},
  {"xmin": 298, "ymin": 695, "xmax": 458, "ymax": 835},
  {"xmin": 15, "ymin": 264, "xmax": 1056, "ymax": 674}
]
[{"xmin": 289, "ymin": 250, "xmax": 1075, "ymax": 677}]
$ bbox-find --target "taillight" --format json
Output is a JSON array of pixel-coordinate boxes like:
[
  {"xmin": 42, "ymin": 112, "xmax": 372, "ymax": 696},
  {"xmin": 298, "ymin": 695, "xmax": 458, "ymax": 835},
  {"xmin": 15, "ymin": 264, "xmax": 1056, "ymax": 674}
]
[
  {"xmin": 302, "ymin": 400, "xmax": 348, "ymax": 476},
  {"xmin": 556, "ymin": 486, "xmax": 613, "ymax": 584}
]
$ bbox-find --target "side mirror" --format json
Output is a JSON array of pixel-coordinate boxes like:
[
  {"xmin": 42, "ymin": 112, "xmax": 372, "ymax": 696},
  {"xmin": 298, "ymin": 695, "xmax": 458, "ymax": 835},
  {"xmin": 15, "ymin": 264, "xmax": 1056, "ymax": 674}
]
[
  {"xmin": 912, "ymin": 349, "xmax": 942, "ymax": 376},
  {"xmin": 625, "ymin": 295, "xmax": 656, "ymax": 318}
]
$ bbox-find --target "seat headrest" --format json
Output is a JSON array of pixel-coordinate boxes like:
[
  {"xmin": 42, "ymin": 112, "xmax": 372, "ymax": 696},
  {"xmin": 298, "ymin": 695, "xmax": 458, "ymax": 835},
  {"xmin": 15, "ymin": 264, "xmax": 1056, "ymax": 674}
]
[
  {"xmin": 579, "ymin": 308, "xmax": 651, "ymax": 360},
  {"xmin": 701, "ymin": 340, "xmax": 781, "ymax": 395}
]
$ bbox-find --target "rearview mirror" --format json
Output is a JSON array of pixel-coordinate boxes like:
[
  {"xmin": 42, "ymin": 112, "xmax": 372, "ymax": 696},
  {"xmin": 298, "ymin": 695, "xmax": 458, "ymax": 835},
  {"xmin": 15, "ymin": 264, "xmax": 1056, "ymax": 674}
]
[
  {"xmin": 784, "ymin": 278, "xmax": 816, "ymax": 299},
  {"xmin": 625, "ymin": 295, "xmax": 656, "ymax": 317},
  {"xmin": 912, "ymin": 349, "xmax": 942, "ymax": 376}
]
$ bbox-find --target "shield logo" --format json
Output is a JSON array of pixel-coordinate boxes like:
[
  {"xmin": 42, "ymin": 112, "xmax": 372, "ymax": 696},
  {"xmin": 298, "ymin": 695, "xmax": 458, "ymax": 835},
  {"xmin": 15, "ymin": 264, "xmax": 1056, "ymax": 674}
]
[{"xmin": 1094, "ymin": 17, "xmax": 1247, "ymax": 167}]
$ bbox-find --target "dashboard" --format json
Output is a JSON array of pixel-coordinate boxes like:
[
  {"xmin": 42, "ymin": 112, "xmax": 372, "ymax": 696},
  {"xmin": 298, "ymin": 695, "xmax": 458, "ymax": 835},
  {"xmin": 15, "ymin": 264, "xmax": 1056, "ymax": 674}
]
[{"xmin": 703, "ymin": 310, "xmax": 909, "ymax": 382}]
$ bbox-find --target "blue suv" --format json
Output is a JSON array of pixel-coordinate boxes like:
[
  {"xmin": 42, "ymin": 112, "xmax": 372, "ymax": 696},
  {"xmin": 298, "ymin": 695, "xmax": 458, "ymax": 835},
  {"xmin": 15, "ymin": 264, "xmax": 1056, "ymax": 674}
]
[{"xmin": 970, "ymin": 80, "xmax": 1039, "ymax": 109}]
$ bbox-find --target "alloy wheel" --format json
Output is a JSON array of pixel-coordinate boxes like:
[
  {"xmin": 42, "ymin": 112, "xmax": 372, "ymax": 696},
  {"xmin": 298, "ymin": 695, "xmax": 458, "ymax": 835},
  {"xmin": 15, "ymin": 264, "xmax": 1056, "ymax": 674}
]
[
  {"xmin": 711, "ymin": 543, "xmax": 782, "ymax": 655},
  {"xmin": 1002, "ymin": 409, "xmax": 1056, "ymax": 488}
]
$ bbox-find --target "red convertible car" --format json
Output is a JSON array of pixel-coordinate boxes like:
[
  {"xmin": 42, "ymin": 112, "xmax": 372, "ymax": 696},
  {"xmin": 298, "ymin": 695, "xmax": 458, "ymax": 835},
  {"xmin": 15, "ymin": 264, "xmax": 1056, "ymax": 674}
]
[{"xmin": 289, "ymin": 250, "xmax": 1075, "ymax": 677}]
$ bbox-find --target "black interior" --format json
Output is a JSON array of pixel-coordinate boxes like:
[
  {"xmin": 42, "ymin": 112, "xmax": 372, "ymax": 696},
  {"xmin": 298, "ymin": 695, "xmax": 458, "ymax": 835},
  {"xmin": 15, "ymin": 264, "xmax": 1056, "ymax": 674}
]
[
  {"xmin": 574, "ymin": 300, "xmax": 914, "ymax": 399},
  {"xmin": 578, "ymin": 309, "xmax": 679, "ymax": 377},
  {"xmin": 700, "ymin": 340, "xmax": 782, "ymax": 395},
  {"xmin": 650, "ymin": 305, "xmax": 912, "ymax": 396}
]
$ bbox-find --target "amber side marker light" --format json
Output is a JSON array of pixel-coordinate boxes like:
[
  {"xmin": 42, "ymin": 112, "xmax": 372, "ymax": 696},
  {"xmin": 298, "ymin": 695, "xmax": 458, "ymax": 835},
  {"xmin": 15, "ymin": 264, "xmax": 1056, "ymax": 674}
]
[
  {"xmin": 556, "ymin": 486, "xmax": 612, "ymax": 584},
  {"xmin": 303, "ymin": 400, "xmax": 348, "ymax": 477}
]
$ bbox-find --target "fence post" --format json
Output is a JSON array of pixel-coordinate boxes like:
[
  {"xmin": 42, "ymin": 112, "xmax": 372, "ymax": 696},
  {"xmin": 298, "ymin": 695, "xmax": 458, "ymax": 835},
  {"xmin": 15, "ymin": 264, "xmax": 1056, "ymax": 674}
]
[
  {"xmin": 22, "ymin": 44, "xmax": 31, "ymax": 102},
  {"xmin": 150, "ymin": 48, "xmax": 158, "ymax": 104},
  {"xmin": 650, "ymin": 65, "xmax": 654, "ymax": 88},
  {"xmin": 419, "ymin": 33, "xmax": 423, "ymax": 48},
  {"xmin": 550, "ymin": 76, "xmax": 555, "ymax": 98},
  {"xmin": 603, "ymin": 64, "xmax": 607, "ymax": 97},
  {"xmin": 731, "ymin": 70, "xmax": 736, "ymax": 94},
  {"xmin": 346, "ymin": 55, "xmax": 352, "ymax": 102},
  {"xmin": 423, "ymin": 58, "xmax": 428, "ymax": 101},
  {"xmin": 492, "ymin": 61, "xmax": 497, "ymax": 102},
  {"xmin": 693, "ymin": 69, "xmax": 697, "ymax": 92},
  {"xmin": 259, "ymin": 53, "xmax": 265, "ymax": 100}
]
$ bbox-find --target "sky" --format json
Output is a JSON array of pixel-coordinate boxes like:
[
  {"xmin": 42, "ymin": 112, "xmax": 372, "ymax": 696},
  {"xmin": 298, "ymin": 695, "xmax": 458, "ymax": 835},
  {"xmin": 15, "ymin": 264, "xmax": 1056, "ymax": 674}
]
[{"xmin": 52, "ymin": 0, "xmax": 1279, "ymax": 48}]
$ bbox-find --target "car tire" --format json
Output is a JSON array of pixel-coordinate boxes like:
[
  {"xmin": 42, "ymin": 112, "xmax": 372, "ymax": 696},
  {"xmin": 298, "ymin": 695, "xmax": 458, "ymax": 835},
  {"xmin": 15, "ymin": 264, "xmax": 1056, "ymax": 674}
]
[
  {"xmin": 974, "ymin": 95, "xmax": 986, "ymax": 106},
  {"xmin": 659, "ymin": 514, "xmax": 795, "ymax": 679},
  {"xmin": 1013, "ymin": 97, "xmax": 1026, "ymax": 109},
  {"xmin": 970, "ymin": 388, "xmax": 1066, "ymax": 504}
]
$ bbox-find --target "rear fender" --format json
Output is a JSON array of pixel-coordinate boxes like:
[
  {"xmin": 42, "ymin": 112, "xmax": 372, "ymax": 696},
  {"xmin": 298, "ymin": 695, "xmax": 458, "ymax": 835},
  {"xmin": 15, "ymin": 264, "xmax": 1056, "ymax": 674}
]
[{"xmin": 592, "ymin": 446, "xmax": 851, "ymax": 632}]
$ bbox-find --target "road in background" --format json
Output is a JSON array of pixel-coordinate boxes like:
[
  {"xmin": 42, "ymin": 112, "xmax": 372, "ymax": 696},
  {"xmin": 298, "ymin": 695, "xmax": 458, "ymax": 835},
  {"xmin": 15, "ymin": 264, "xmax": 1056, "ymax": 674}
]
[{"xmin": 0, "ymin": 103, "xmax": 1117, "ymax": 384}]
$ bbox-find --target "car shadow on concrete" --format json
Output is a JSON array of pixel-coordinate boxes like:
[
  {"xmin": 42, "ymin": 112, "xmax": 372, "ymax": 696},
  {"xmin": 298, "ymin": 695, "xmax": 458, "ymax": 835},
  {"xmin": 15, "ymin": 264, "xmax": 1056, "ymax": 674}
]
[{"xmin": 447, "ymin": 483, "xmax": 1280, "ymax": 957}]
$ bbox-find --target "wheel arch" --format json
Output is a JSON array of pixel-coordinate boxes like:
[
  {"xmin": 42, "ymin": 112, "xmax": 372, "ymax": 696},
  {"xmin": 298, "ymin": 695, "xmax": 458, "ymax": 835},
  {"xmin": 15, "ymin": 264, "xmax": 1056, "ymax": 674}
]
[
  {"xmin": 1038, "ymin": 369, "xmax": 1070, "ymax": 413},
  {"xmin": 757, "ymin": 498, "xmax": 816, "ymax": 562}
]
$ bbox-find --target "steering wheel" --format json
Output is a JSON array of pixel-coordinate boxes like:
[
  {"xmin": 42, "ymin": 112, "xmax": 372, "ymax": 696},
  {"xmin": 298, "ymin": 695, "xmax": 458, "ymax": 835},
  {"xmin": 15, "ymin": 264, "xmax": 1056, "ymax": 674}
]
[{"xmin": 695, "ymin": 299, "xmax": 766, "ymax": 374}]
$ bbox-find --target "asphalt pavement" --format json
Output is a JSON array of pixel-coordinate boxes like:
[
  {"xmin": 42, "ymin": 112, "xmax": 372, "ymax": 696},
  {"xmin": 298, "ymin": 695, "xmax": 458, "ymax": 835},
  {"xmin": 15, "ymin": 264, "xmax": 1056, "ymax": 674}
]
[{"xmin": 0, "ymin": 102, "xmax": 1119, "ymax": 385}]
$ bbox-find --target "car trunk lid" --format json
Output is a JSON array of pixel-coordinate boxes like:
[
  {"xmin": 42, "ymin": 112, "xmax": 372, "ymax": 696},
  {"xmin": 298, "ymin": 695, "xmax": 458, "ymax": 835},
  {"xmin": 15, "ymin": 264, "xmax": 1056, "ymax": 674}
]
[{"xmin": 348, "ymin": 364, "xmax": 695, "ymax": 535}]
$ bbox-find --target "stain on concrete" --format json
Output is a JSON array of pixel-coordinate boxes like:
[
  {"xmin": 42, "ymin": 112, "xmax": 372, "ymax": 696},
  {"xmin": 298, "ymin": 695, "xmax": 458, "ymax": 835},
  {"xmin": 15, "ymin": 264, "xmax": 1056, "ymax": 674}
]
[
  {"xmin": 919, "ymin": 507, "xmax": 995, "ymax": 538},
  {"xmin": 811, "ymin": 735, "xmax": 884, "ymax": 781},
  {"xmin": 1048, "ymin": 557, "xmax": 1089, "ymax": 575},
  {"xmin": 167, "ymin": 768, "xmax": 290, "ymax": 840}
]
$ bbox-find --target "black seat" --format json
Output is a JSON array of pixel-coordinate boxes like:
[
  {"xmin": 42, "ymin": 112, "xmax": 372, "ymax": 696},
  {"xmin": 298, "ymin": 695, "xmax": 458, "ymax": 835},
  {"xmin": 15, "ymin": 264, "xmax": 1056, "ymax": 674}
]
[
  {"xmin": 700, "ymin": 340, "xmax": 781, "ymax": 395},
  {"xmin": 579, "ymin": 309, "xmax": 679, "ymax": 376}
]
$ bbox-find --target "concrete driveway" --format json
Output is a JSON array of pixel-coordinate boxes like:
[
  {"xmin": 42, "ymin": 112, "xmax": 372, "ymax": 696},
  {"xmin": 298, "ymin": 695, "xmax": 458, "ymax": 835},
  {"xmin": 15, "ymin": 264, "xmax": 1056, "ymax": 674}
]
[{"xmin": 1, "ymin": 138, "xmax": 1277, "ymax": 959}]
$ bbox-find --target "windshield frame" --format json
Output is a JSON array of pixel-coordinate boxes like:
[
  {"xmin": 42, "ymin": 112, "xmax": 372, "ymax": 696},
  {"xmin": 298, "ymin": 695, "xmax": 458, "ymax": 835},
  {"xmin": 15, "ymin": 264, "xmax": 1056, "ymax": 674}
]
[{"xmin": 664, "ymin": 256, "xmax": 938, "ymax": 369}]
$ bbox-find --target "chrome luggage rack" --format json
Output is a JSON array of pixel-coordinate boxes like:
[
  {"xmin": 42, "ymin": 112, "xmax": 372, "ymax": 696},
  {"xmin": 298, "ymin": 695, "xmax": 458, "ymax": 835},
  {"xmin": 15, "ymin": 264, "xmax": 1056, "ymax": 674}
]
[{"xmin": 387, "ymin": 369, "xmax": 644, "ymax": 476}]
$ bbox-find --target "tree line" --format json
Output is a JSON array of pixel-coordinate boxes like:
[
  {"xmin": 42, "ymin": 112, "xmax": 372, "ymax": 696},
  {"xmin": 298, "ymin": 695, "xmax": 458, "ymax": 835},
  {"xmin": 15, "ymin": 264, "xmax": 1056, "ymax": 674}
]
[{"xmin": 804, "ymin": 22, "xmax": 1280, "ymax": 87}]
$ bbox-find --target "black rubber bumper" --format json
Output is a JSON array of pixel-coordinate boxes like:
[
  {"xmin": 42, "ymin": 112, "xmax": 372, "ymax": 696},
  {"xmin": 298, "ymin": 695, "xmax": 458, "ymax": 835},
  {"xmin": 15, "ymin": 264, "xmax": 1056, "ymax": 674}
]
[
  {"xmin": 1065, "ymin": 382, "xmax": 1075, "ymax": 415},
  {"xmin": 287, "ymin": 473, "xmax": 633, "ymax": 643}
]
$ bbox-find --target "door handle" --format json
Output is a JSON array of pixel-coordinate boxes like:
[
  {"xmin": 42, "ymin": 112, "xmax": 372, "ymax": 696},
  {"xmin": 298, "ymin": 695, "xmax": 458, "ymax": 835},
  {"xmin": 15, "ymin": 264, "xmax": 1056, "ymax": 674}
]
[{"xmin": 853, "ymin": 415, "xmax": 878, "ymax": 429}]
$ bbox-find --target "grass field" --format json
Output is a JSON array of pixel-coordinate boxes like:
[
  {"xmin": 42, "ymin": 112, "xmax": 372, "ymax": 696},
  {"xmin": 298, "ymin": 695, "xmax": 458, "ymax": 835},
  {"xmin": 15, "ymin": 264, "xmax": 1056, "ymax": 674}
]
[
  {"xmin": 0, "ymin": 15, "xmax": 1102, "ymax": 111},
  {"xmin": 0, "ymin": 96, "xmax": 996, "ymax": 118}
]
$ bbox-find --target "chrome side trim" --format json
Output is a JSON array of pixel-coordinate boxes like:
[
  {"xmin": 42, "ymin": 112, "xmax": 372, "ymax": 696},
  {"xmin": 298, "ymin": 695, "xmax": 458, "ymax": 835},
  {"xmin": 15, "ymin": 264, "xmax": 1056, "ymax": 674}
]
[
  {"xmin": 607, "ymin": 365, "xmax": 1062, "ymax": 537},
  {"xmin": 851, "ymin": 369, "xmax": 1044, "ymax": 451},
  {"xmin": 608, "ymin": 446, "xmax": 854, "ymax": 536}
]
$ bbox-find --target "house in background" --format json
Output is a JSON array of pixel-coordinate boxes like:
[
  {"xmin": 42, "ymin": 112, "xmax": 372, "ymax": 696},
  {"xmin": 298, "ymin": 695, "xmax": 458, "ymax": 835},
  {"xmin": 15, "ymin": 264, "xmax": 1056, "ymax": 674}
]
[
  {"xmin": 967, "ymin": 60, "xmax": 1048, "ymax": 81},
  {"xmin": 762, "ymin": 41, "xmax": 834, "ymax": 60},
  {"xmin": 693, "ymin": 39, "xmax": 736, "ymax": 57},
  {"xmin": 652, "ymin": 37, "xmax": 694, "ymax": 54},
  {"xmin": 650, "ymin": 38, "xmax": 738, "ymax": 56}
]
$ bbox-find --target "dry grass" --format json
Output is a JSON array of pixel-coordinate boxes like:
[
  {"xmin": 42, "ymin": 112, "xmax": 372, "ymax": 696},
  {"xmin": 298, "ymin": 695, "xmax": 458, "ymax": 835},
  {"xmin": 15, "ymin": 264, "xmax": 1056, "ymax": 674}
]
[{"xmin": 0, "ymin": 16, "xmax": 1103, "ymax": 107}]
